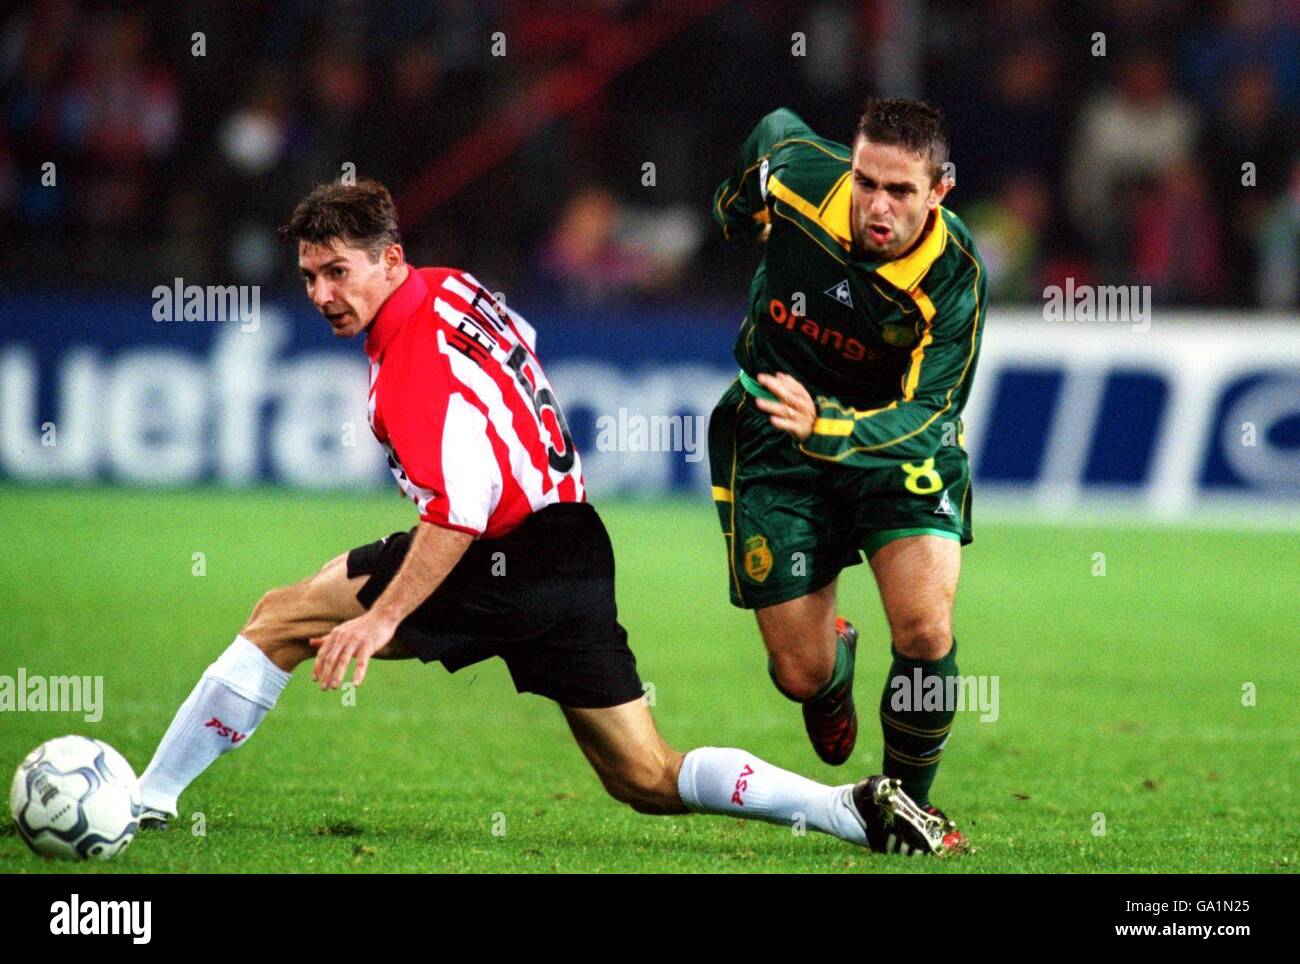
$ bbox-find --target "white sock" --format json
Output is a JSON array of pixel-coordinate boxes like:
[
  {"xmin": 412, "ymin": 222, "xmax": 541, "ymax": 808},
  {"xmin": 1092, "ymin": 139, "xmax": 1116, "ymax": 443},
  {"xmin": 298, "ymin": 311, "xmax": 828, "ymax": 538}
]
[
  {"xmin": 677, "ymin": 746, "xmax": 867, "ymax": 846},
  {"xmin": 139, "ymin": 635, "xmax": 290, "ymax": 815}
]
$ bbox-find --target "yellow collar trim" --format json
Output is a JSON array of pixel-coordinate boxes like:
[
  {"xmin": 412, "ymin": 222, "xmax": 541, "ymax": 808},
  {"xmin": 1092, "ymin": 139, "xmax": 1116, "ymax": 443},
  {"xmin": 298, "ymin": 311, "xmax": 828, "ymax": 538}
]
[
  {"xmin": 875, "ymin": 208, "xmax": 949, "ymax": 291},
  {"xmin": 766, "ymin": 173, "xmax": 950, "ymax": 287}
]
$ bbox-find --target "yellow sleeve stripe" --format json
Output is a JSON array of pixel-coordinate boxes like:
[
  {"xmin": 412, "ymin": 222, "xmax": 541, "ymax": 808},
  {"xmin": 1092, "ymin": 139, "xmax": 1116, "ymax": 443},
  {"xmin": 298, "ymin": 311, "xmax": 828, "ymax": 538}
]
[
  {"xmin": 711, "ymin": 485, "xmax": 733, "ymax": 503},
  {"xmin": 812, "ymin": 418, "xmax": 854, "ymax": 436},
  {"xmin": 819, "ymin": 398, "xmax": 899, "ymax": 420}
]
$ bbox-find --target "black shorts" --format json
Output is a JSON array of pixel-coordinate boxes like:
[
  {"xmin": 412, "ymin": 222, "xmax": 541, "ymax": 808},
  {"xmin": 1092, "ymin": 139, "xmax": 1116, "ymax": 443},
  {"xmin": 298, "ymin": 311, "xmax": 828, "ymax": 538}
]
[{"xmin": 345, "ymin": 502, "xmax": 643, "ymax": 709}]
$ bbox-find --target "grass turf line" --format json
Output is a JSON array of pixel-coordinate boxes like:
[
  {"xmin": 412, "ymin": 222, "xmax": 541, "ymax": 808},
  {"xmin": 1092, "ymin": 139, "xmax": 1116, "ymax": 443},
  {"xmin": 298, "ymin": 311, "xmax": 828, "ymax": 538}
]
[{"xmin": 0, "ymin": 486, "xmax": 1295, "ymax": 873}]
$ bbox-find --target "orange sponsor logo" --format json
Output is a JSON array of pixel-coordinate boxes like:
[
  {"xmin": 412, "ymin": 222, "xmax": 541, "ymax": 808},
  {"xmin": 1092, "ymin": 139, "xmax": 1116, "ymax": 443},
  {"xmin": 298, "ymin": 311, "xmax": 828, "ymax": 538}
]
[{"xmin": 768, "ymin": 298, "xmax": 882, "ymax": 362}]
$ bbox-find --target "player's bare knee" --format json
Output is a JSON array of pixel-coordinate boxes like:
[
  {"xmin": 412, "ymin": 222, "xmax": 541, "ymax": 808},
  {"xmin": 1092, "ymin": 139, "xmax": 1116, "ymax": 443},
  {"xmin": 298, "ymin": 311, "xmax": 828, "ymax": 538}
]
[
  {"xmin": 893, "ymin": 620, "xmax": 953, "ymax": 661},
  {"xmin": 769, "ymin": 651, "xmax": 831, "ymax": 701},
  {"xmin": 241, "ymin": 586, "xmax": 310, "ymax": 666},
  {"xmin": 242, "ymin": 586, "xmax": 288, "ymax": 641}
]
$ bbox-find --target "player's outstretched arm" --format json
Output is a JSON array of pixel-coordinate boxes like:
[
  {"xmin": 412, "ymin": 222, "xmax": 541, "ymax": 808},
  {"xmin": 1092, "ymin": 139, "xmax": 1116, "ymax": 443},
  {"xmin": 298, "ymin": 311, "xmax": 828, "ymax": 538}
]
[
  {"xmin": 310, "ymin": 522, "xmax": 473, "ymax": 690},
  {"xmin": 711, "ymin": 107, "xmax": 815, "ymax": 241}
]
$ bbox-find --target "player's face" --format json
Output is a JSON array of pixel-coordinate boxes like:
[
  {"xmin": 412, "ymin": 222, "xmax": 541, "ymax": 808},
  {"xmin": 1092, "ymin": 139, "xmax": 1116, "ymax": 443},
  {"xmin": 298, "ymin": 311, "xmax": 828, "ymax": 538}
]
[
  {"xmin": 849, "ymin": 137, "xmax": 949, "ymax": 259},
  {"xmin": 298, "ymin": 240, "xmax": 404, "ymax": 338}
]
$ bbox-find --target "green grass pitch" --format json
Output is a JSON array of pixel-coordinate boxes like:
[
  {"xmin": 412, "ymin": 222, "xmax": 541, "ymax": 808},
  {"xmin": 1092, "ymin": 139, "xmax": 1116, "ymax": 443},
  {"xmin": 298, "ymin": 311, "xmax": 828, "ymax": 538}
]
[{"xmin": 0, "ymin": 485, "xmax": 1294, "ymax": 873}]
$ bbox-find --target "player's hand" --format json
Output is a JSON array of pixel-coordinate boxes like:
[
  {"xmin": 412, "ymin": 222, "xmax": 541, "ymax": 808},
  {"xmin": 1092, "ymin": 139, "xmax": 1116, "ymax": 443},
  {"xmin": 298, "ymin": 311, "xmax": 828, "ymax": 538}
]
[
  {"xmin": 755, "ymin": 372, "xmax": 816, "ymax": 441},
  {"xmin": 309, "ymin": 612, "xmax": 397, "ymax": 691}
]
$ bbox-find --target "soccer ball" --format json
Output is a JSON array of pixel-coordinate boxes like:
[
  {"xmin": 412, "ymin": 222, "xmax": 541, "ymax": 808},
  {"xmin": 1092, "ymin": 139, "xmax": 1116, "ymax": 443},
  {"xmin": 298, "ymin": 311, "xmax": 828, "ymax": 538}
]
[{"xmin": 9, "ymin": 735, "xmax": 141, "ymax": 860}]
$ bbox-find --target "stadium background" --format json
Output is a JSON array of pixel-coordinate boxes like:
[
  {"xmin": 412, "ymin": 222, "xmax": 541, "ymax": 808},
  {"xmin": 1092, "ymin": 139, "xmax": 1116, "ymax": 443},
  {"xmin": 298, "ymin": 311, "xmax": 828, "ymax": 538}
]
[{"xmin": 0, "ymin": 0, "xmax": 1296, "ymax": 873}]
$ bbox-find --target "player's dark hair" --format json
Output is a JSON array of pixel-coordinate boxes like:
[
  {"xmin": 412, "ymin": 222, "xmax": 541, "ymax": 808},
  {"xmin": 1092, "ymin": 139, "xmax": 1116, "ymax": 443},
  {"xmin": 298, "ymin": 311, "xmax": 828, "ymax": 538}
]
[
  {"xmin": 278, "ymin": 179, "xmax": 401, "ymax": 261},
  {"xmin": 854, "ymin": 98, "xmax": 950, "ymax": 186}
]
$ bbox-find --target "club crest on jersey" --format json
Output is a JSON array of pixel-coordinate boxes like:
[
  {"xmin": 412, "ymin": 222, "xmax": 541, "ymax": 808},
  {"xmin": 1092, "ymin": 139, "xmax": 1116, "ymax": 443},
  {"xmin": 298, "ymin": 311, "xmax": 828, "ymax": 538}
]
[
  {"xmin": 881, "ymin": 321, "xmax": 921, "ymax": 347},
  {"xmin": 824, "ymin": 279, "xmax": 853, "ymax": 308},
  {"xmin": 743, "ymin": 535, "xmax": 773, "ymax": 583},
  {"xmin": 934, "ymin": 490, "xmax": 955, "ymax": 517}
]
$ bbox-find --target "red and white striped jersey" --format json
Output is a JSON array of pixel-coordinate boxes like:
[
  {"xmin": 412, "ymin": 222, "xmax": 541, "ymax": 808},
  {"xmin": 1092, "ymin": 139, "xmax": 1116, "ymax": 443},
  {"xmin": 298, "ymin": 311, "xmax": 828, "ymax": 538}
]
[{"xmin": 364, "ymin": 266, "xmax": 584, "ymax": 538}]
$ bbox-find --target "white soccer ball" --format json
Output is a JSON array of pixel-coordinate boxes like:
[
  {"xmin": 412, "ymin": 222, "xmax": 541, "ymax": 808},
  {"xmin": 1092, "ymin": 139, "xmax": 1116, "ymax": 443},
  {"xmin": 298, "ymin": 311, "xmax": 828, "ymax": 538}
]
[{"xmin": 9, "ymin": 735, "xmax": 141, "ymax": 860}]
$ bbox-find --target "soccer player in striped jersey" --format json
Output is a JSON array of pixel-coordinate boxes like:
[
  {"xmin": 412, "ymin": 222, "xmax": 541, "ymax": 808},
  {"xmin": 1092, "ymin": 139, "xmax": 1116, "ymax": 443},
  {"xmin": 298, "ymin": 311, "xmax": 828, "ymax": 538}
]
[{"xmin": 135, "ymin": 179, "xmax": 949, "ymax": 857}]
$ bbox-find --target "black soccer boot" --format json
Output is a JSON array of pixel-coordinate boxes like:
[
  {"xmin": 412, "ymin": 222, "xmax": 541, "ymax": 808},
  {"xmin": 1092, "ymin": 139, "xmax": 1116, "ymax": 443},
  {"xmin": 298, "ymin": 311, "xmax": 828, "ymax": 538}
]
[
  {"xmin": 848, "ymin": 775, "xmax": 947, "ymax": 856},
  {"xmin": 138, "ymin": 807, "xmax": 170, "ymax": 831}
]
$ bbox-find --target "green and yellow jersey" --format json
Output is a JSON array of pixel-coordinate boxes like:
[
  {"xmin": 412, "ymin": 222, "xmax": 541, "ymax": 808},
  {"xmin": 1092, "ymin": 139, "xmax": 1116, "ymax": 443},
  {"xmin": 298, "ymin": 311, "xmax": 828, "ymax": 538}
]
[{"xmin": 713, "ymin": 108, "xmax": 987, "ymax": 469}]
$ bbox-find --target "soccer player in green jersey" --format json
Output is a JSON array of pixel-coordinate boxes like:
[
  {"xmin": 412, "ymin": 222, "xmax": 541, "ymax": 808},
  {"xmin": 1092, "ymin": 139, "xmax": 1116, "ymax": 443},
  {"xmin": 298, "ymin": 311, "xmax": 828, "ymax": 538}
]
[{"xmin": 708, "ymin": 99, "xmax": 987, "ymax": 852}]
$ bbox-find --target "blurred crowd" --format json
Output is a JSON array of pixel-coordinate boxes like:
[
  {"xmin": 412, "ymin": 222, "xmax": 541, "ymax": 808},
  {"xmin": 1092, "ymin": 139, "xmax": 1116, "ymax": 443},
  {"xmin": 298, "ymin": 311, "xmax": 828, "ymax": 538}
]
[{"xmin": 2, "ymin": 0, "xmax": 1298, "ymax": 310}]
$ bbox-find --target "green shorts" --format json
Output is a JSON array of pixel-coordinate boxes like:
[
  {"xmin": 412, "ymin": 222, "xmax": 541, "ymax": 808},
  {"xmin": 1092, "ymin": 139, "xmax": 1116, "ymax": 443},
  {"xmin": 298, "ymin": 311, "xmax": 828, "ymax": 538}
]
[{"xmin": 707, "ymin": 378, "xmax": 973, "ymax": 609}]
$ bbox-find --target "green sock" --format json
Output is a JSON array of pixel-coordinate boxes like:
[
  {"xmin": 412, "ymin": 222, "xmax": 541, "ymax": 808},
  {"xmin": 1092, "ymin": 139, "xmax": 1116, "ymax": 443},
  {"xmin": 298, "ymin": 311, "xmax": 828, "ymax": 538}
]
[
  {"xmin": 878, "ymin": 638, "xmax": 959, "ymax": 807},
  {"xmin": 769, "ymin": 631, "xmax": 854, "ymax": 703}
]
